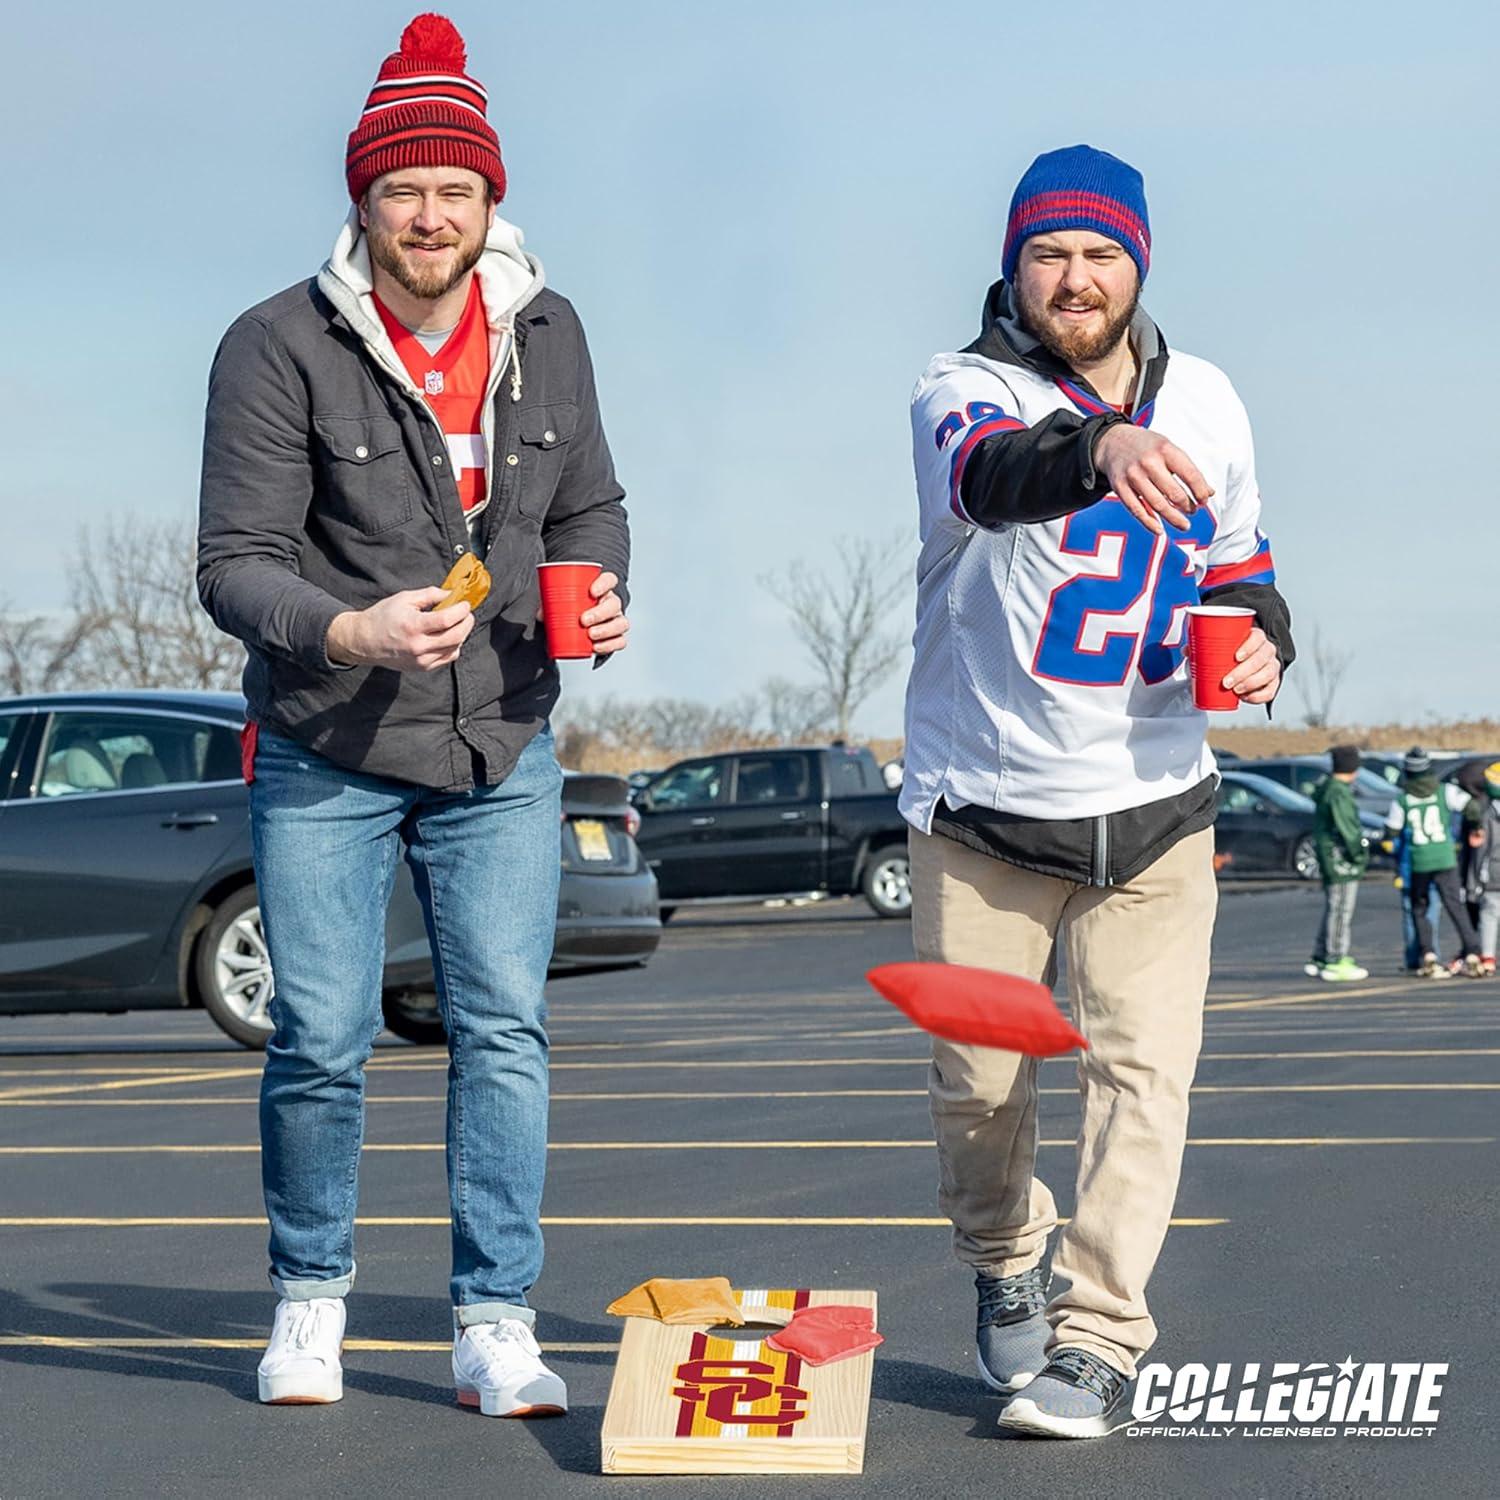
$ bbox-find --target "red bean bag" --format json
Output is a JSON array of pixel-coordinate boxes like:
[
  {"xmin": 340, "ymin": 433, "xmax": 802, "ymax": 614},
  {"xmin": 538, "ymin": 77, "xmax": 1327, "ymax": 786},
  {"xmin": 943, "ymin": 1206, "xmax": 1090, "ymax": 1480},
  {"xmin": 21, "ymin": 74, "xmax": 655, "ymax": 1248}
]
[
  {"xmin": 766, "ymin": 1305, "xmax": 884, "ymax": 1366},
  {"xmin": 866, "ymin": 962, "xmax": 1087, "ymax": 1056}
]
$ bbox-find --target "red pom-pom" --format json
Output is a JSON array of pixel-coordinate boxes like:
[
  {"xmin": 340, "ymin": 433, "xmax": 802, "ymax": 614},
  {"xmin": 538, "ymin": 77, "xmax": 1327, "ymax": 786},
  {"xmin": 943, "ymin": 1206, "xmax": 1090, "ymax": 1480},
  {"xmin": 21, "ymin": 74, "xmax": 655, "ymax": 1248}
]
[{"xmin": 399, "ymin": 13, "xmax": 468, "ymax": 71}]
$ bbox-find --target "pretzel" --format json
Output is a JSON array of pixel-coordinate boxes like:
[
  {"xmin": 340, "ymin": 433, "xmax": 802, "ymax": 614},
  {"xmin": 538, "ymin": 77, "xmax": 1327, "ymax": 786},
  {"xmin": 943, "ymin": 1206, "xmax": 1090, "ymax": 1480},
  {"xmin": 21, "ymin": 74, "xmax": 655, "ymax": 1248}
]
[{"xmin": 436, "ymin": 551, "xmax": 491, "ymax": 612}]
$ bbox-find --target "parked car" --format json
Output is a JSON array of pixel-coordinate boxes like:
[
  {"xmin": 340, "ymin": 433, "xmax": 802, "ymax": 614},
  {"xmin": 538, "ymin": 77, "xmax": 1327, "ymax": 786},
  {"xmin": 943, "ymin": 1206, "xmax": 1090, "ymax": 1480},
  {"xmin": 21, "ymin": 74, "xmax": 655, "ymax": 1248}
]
[
  {"xmin": 631, "ymin": 744, "xmax": 912, "ymax": 917},
  {"xmin": 1213, "ymin": 770, "xmax": 1386, "ymax": 880},
  {"xmin": 1235, "ymin": 755, "xmax": 1401, "ymax": 820},
  {"xmin": 1361, "ymin": 749, "xmax": 1494, "ymax": 789},
  {"xmin": 0, "ymin": 691, "xmax": 660, "ymax": 1048}
]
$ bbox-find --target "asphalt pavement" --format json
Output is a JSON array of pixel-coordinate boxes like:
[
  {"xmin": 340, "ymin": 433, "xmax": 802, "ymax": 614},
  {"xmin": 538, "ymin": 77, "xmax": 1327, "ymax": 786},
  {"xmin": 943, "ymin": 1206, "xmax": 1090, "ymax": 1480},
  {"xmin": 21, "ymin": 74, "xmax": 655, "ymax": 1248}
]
[{"xmin": 1, "ymin": 879, "xmax": 1496, "ymax": 1499}]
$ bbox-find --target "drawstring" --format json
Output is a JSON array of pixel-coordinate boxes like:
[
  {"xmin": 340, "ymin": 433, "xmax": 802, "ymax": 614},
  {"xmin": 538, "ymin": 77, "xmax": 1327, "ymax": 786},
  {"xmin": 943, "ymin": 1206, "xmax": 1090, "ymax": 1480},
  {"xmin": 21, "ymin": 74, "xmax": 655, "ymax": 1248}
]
[{"xmin": 507, "ymin": 331, "xmax": 523, "ymax": 403}]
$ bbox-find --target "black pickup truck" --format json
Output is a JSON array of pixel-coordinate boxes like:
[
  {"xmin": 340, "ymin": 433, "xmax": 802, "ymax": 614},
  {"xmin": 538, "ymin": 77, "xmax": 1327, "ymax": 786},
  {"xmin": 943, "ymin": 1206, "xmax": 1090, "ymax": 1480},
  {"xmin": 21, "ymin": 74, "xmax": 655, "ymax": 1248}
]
[{"xmin": 630, "ymin": 745, "xmax": 912, "ymax": 918}]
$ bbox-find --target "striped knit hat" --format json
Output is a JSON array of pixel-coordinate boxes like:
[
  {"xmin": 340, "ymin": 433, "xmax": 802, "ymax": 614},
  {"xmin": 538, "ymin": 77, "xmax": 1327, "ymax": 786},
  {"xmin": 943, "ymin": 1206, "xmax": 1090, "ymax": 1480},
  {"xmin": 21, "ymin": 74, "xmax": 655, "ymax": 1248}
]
[
  {"xmin": 1001, "ymin": 145, "xmax": 1150, "ymax": 285},
  {"xmin": 345, "ymin": 14, "xmax": 506, "ymax": 204}
]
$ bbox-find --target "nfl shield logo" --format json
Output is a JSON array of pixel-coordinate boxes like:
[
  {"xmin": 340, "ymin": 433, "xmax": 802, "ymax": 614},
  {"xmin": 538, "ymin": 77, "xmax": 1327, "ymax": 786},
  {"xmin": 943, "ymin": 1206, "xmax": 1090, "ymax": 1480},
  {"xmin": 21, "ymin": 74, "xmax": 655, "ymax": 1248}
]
[{"xmin": 424, "ymin": 370, "xmax": 445, "ymax": 395}]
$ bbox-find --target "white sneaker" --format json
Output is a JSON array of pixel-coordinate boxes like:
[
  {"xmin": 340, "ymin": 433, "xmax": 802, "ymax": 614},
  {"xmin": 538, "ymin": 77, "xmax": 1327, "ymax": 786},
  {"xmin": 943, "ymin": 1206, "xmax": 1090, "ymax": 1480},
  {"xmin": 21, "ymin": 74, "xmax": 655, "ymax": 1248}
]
[
  {"xmin": 1303, "ymin": 961, "xmax": 1323, "ymax": 978},
  {"xmin": 453, "ymin": 1319, "xmax": 568, "ymax": 1417},
  {"xmin": 257, "ymin": 1297, "xmax": 345, "ymax": 1404}
]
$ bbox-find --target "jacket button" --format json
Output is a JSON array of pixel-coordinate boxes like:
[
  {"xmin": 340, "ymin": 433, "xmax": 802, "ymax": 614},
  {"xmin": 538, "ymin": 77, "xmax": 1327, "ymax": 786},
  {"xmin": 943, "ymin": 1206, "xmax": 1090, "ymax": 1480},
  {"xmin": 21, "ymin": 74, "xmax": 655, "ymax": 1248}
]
[
  {"xmin": 432, "ymin": 454, "xmax": 445, "ymax": 467},
  {"xmin": 506, "ymin": 454, "xmax": 519, "ymax": 467},
  {"xmin": 453, "ymin": 543, "xmax": 465, "ymax": 556},
  {"xmin": 354, "ymin": 444, "xmax": 369, "ymax": 459},
  {"xmin": 458, "ymin": 716, "xmax": 468, "ymax": 728},
  {"xmin": 543, "ymin": 430, "xmax": 556, "ymax": 443}
]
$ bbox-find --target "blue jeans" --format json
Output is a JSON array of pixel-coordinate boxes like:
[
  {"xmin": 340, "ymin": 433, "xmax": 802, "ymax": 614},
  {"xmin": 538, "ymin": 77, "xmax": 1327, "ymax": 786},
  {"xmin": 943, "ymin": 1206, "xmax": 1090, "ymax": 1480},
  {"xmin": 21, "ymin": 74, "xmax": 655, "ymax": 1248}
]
[
  {"xmin": 1402, "ymin": 881, "xmax": 1443, "ymax": 969},
  {"xmin": 250, "ymin": 726, "xmax": 562, "ymax": 1328}
]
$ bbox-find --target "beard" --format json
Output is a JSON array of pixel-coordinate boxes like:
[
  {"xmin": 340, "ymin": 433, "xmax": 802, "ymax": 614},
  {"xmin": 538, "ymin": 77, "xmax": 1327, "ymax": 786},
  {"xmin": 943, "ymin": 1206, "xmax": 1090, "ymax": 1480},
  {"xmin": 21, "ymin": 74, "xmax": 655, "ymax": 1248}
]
[
  {"xmin": 367, "ymin": 220, "xmax": 486, "ymax": 300},
  {"xmin": 1016, "ymin": 278, "xmax": 1139, "ymax": 367}
]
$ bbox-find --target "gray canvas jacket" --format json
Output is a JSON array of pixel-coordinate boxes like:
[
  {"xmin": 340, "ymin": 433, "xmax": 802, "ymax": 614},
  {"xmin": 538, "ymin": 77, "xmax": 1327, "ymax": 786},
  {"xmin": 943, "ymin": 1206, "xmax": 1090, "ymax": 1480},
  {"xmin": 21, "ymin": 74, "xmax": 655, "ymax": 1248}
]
[{"xmin": 198, "ymin": 211, "xmax": 629, "ymax": 790}]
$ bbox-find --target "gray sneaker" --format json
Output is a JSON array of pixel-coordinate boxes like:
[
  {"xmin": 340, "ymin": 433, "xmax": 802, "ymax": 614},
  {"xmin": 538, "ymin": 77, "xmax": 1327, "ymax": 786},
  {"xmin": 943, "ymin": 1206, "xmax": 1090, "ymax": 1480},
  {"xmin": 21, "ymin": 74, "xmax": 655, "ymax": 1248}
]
[
  {"xmin": 974, "ymin": 1264, "xmax": 1050, "ymax": 1395},
  {"xmin": 997, "ymin": 1346, "xmax": 1133, "ymax": 1438}
]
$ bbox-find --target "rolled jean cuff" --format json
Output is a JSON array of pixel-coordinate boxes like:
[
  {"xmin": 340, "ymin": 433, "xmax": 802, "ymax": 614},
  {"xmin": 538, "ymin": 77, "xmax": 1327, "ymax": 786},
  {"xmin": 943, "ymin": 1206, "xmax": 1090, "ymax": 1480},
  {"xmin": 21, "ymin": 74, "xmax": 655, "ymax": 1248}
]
[
  {"xmin": 271, "ymin": 1266, "xmax": 355, "ymax": 1301},
  {"xmin": 455, "ymin": 1300, "xmax": 534, "ymax": 1330}
]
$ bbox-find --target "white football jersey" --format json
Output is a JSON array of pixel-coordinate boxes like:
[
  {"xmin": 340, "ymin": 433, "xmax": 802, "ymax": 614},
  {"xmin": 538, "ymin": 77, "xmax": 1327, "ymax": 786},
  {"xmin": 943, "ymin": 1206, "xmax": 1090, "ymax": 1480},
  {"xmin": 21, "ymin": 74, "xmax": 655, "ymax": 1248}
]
[{"xmin": 901, "ymin": 346, "xmax": 1276, "ymax": 828}]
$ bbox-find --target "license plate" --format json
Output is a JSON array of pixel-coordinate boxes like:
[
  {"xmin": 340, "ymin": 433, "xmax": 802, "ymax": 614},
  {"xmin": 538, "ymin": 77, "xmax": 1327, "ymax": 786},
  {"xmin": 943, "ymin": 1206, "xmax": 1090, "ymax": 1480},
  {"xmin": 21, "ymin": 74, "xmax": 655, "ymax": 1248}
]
[{"xmin": 573, "ymin": 818, "xmax": 612, "ymax": 862}]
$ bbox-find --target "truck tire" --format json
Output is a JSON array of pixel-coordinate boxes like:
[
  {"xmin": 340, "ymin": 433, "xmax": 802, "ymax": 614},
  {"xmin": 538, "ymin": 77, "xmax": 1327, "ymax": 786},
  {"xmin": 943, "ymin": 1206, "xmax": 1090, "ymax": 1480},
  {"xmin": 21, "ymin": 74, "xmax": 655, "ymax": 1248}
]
[
  {"xmin": 381, "ymin": 990, "xmax": 448, "ymax": 1046},
  {"xmin": 861, "ymin": 845, "xmax": 913, "ymax": 919},
  {"xmin": 195, "ymin": 885, "xmax": 276, "ymax": 1050}
]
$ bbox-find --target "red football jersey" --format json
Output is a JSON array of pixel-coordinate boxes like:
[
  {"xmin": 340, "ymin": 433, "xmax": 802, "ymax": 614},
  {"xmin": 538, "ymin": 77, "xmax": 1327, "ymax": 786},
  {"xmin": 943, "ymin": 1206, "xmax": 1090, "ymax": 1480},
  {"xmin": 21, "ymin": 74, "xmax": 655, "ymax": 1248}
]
[{"xmin": 375, "ymin": 277, "xmax": 490, "ymax": 514}]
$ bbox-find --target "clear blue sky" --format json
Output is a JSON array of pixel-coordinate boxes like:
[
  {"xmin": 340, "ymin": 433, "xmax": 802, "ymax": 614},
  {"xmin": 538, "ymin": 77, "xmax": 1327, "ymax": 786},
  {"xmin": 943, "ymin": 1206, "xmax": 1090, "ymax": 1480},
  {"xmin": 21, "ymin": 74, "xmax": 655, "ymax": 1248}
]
[{"xmin": 3, "ymin": 0, "xmax": 1493, "ymax": 732}]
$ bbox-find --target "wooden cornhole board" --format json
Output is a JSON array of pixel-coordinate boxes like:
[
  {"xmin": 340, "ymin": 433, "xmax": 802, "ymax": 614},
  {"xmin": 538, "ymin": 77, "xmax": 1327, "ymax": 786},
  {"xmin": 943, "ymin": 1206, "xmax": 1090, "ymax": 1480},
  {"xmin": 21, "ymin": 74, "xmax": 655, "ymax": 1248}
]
[{"xmin": 601, "ymin": 1287, "xmax": 877, "ymax": 1475}]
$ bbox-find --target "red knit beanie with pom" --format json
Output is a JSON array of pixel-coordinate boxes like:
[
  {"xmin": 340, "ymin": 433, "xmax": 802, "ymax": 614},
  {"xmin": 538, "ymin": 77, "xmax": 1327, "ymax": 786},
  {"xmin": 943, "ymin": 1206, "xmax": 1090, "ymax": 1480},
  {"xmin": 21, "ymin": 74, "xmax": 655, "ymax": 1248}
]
[{"xmin": 345, "ymin": 14, "xmax": 506, "ymax": 203}]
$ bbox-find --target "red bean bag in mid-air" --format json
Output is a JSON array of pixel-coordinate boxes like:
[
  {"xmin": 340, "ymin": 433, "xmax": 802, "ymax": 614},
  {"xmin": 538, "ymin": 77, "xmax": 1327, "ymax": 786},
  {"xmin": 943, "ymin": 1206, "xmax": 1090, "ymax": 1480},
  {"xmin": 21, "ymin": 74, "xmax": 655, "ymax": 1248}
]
[{"xmin": 866, "ymin": 962, "xmax": 1087, "ymax": 1056}]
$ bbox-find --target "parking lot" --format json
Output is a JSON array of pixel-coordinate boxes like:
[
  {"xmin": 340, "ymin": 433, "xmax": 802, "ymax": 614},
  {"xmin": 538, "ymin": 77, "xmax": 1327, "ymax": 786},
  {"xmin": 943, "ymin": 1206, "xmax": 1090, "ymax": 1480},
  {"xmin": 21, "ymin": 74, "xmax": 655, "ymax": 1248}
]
[{"xmin": 1, "ymin": 879, "xmax": 1496, "ymax": 1498}]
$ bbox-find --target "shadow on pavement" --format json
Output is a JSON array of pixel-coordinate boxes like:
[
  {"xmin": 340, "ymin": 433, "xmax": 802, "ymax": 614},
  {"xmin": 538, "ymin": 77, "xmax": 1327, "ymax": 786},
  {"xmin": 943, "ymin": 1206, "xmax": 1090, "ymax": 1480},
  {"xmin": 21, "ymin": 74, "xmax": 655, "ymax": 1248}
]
[{"xmin": 0, "ymin": 1283, "xmax": 615, "ymax": 1428}]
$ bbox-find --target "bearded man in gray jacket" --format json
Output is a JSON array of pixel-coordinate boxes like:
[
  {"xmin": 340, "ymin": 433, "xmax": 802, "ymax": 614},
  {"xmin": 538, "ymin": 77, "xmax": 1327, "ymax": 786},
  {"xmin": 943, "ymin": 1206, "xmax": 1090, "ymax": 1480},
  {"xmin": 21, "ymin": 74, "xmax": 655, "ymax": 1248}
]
[{"xmin": 197, "ymin": 13, "xmax": 629, "ymax": 1417}]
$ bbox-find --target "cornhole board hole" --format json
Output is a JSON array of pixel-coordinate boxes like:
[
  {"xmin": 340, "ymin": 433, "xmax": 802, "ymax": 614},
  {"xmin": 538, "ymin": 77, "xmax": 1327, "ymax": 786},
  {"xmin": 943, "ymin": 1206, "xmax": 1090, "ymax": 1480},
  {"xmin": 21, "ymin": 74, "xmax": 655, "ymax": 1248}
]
[{"xmin": 601, "ymin": 1287, "xmax": 877, "ymax": 1475}]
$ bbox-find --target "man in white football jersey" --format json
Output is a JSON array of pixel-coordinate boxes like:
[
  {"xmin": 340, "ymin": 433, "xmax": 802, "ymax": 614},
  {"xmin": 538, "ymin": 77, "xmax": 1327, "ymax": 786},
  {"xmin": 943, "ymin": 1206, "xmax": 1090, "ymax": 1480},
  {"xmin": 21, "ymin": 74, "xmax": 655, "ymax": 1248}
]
[{"xmin": 902, "ymin": 145, "xmax": 1293, "ymax": 1438}]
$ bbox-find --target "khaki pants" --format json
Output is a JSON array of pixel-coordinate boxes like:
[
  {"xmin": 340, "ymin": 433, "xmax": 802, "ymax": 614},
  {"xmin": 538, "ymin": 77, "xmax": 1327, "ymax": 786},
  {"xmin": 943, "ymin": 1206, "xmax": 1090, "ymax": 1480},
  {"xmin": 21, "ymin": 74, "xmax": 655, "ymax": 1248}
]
[{"xmin": 909, "ymin": 824, "xmax": 1217, "ymax": 1377}]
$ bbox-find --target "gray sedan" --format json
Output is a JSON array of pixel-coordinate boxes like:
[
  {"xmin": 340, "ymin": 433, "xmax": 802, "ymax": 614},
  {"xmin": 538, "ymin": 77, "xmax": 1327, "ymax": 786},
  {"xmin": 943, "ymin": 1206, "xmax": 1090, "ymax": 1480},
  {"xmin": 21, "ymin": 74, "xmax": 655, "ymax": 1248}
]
[{"xmin": 0, "ymin": 691, "xmax": 660, "ymax": 1048}]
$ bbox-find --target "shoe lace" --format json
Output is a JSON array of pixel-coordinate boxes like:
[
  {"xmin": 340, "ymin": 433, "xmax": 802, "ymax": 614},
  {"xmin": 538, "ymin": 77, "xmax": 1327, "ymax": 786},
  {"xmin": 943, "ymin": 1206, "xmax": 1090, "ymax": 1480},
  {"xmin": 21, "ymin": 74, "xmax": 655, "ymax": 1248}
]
[
  {"xmin": 1046, "ymin": 1347, "xmax": 1126, "ymax": 1400},
  {"xmin": 283, "ymin": 1301, "xmax": 333, "ymax": 1353},
  {"xmin": 976, "ymin": 1264, "xmax": 1049, "ymax": 1327},
  {"xmin": 468, "ymin": 1320, "xmax": 537, "ymax": 1362}
]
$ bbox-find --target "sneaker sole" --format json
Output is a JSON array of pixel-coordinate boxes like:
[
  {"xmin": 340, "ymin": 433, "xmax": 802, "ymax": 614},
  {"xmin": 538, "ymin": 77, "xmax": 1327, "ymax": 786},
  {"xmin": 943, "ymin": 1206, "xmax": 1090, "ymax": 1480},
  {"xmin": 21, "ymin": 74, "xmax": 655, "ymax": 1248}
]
[
  {"xmin": 257, "ymin": 1373, "xmax": 343, "ymax": 1405},
  {"xmin": 456, "ymin": 1387, "xmax": 567, "ymax": 1418},
  {"xmin": 996, "ymin": 1396, "xmax": 1132, "ymax": 1439},
  {"xmin": 975, "ymin": 1350, "xmax": 1038, "ymax": 1396}
]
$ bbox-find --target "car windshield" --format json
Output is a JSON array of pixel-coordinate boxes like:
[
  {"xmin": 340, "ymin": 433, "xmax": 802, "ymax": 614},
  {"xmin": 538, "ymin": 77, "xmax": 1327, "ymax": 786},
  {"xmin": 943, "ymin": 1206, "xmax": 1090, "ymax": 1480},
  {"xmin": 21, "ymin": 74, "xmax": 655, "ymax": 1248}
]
[
  {"xmin": 1221, "ymin": 773, "xmax": 1315, "ymax": 813},
  {"xmin": 1356, "ymin": 768, "xmax": 1398, "ymax": 802}
]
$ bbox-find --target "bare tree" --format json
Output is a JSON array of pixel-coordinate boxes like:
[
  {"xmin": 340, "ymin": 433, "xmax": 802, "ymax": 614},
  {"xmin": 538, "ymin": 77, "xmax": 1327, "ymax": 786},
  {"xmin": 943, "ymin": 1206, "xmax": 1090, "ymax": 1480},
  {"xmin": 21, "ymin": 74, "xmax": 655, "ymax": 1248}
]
[
  {"xmin": 71, "ymin": 519, "xmax": 245, "ymax": 691},
  {"xmin": 1290, "ymin": 623, "xmax": 1354, "ymax": 728},
  {"xmin": 761, "ymin": 535, "xmax": 910, "ymax": 740},
  {"xmin": 760, "ymin": 676, "xmax": 833, "ymax": 743},
  {"xmin": 0, "ymin": 600, "xmax": 105, "ymax": 695}
]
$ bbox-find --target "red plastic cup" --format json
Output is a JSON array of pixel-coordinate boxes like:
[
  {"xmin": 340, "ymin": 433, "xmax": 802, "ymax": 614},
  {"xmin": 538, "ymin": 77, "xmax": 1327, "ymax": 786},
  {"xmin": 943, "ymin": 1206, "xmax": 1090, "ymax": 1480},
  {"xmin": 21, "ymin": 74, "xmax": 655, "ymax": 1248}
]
[
  {"xmin": 1185, "ymin": 605, "xmax": 1255, "ymax": 710},
  {"xmin": 538, "ymin": 561, "xmax": 602, "ymax": 659}
]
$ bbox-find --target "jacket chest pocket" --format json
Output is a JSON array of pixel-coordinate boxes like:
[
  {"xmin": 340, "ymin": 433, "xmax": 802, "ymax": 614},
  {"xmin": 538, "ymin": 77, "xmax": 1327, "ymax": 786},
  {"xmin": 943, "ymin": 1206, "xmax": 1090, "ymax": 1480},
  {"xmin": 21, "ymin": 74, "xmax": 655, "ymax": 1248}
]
[
  {"xmin": 312, "ymin": 415, "xmax": 415, "ymax": 535},
  {"xmin": 512, "ymin": 401, "xmax": 577, "ymax": 519}
]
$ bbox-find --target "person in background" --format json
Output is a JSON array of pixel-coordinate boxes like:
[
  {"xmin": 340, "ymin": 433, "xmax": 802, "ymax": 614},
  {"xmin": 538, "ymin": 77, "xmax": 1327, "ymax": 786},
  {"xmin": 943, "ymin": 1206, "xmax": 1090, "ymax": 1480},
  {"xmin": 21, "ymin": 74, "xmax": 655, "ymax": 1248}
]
[
  {"xmin": 1304, "ymin": 745, "xmax": 1369, "ymax": 981},
  {"xmin": 1384, "ymin": 748, "xmax": 1481, "ymax": 977},
  {"xmin": 1394, "ymin": 828, "xmax": 1444, "ymax": 973},
  {"xmin": 1461, "ymin": 763, "xmax": 1500, "ymax": 976}
]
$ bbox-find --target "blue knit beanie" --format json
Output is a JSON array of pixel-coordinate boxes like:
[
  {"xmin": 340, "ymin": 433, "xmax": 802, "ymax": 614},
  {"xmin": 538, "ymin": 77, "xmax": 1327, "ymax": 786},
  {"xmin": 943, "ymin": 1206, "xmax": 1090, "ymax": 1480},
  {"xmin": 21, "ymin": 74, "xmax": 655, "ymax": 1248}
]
[{"xmin": 1001, "ymin": 144, "xmax": 1151, "ymax": 285}]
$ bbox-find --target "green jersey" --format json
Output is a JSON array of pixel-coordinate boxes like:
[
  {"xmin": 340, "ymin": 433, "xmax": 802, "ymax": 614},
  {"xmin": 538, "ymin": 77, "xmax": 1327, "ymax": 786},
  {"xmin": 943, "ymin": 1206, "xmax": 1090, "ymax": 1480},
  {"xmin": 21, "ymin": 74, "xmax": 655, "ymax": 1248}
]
[{"xmin": 1396, "ymin": 789, "xmax": 1456, "ymax": 873}]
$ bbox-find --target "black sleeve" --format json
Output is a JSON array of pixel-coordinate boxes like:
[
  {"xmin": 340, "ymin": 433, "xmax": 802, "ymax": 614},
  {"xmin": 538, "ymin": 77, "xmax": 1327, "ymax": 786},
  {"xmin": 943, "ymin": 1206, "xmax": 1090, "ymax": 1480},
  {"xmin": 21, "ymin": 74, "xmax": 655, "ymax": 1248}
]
[
  {"xmin": 959, "ymin": 409, "xmax": 1130, "ymax": 527},
  {"xmin": 1198, "ymin": 579, "xmax": 1295, "ymax": 717}
]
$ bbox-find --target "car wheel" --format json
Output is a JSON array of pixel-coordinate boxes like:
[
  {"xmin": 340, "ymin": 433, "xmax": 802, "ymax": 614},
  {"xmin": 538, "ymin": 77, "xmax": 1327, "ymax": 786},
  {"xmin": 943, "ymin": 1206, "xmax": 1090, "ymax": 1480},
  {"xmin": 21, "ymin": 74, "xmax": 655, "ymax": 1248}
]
[
  {"xmin": 1291, "ymin": 835, "xmax": 1319, "ymax": 881},
  {"xmin": 195, "ymin": 886, "xmax": 276, "ymax": 1050},
  {"xmin": 381, "ymin": 990, "xmax": 447, "ymax": 1046},
  {"xmin": 862, "ymin": 846, "xmax": 913, "ymax": 918},
  {"xmin": 658, "ymin": 906, "xmax": 677, "ymax": 924}
]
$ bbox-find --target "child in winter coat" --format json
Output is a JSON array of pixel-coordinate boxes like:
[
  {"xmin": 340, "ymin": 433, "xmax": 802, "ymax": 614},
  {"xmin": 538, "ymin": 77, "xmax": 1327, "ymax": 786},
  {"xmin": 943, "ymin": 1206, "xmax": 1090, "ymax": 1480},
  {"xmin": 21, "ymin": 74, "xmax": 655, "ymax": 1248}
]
[
  {"xmin": 1461, "ymin": 763, "xmax": 1500, "ymax": 976},
  {"xmin": 1384, "ymin": 747, "xmax": 1483, "ymax": 977},
  {"xmin": 1305, "ymin": 744, "xmax": 1370, "ymax": 981}
]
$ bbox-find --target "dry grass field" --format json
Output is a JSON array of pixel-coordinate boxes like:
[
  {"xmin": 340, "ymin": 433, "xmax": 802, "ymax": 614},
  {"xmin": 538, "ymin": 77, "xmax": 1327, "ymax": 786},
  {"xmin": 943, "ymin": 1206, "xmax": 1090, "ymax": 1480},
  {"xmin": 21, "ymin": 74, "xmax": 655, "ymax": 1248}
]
[{"xmin": 561, "ymin": 723, "xmax": 1500, "ymax": 776}]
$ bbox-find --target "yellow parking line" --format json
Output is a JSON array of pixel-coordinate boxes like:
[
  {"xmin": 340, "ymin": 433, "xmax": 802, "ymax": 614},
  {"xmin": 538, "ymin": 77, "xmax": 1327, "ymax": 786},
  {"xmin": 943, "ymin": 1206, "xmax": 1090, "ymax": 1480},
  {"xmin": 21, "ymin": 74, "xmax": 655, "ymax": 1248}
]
[
  {"xmin": 1197, "ymin": 1048, "xmax": 1500, "ymax": 1060},
  {"xmin": 0, "ymin": 1081, "xmax": 1496, "ymax": 1109},
  {"xmin": 1205, "ymin": 981, "xmax": 1444, "ymax": 1012},
  {"xmin": 0, "ymin": 1336, "xmax": 614, "ymax": 1353},
  {"xmin": 0, "ymin": 1067, "xmax": 264, "ymax": 1103},
  {"xmin": 0, "ymin": 1135, "xmax": 1489, "ymax": 1157},
  {"xmin": 0, "ymin": 1045, "xmax": 1486, "ymax": 1088},
  {"xmin": 0, "ymin": 1214, "xmax": 1229, "ymax": 1228}
]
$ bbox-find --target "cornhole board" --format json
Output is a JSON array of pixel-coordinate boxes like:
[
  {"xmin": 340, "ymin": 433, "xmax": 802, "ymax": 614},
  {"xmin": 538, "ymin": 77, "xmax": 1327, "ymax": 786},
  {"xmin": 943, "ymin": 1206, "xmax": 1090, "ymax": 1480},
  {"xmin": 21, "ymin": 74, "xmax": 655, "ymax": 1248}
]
[{"xmin": 601, "ymin": 1287, "xmax": 877, "ymax": 1475}]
